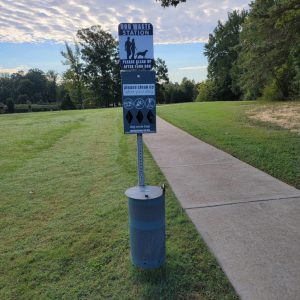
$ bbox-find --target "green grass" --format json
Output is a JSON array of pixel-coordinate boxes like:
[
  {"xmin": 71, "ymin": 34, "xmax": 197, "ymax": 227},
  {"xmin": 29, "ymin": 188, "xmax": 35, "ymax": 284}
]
[
  {"xmin": 0, "ymin": 109, "xmax": 238, "ymax": 299},
  {"xmin": 158, "ymin": 101, "xmax": 300, "ymax": 189}
]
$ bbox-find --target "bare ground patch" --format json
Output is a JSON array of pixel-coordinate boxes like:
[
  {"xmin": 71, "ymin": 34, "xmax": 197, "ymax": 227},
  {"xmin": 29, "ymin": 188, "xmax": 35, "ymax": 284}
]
[{"xmin": 247, "ymin": 102, "xmax": 300, "ymax": 134}]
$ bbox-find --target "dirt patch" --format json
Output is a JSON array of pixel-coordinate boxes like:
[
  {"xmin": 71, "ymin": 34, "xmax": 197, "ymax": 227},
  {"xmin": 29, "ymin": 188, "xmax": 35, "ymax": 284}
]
[{"xmin": 247, "ymin": 102, "xmax": 300, "ymax": 134}]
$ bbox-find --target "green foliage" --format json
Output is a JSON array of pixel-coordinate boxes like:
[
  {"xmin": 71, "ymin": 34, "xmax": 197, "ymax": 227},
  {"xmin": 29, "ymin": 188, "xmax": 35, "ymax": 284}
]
[
  {"xmin": 0, "ymin": 69, "xmax": 59, "ymax": 107},
  {"xmin": 205, "ymin": 0, "xmax": 300, "ymax": 101},
  {"xmin": 61, "ymin": 69, "xmax": 85, "ymax": 108},
  {"xmin": 160, "ymin": 78, "xmax": 198, "ymax": 103},
  {"xmin": 237, "ymin": 0, "xmax": 300, "ymax": 100},
  {"xmin": 196, "ymin": 80, "xmax": 217, "ymax": 102},
  {"xmin": 17, "ymin": 79, "xmax": 34, "ymax": 99},
  {"xmin": 205, "ymin": 10, "xmax": 248, "ymax": 100},
  {"xmin": 0, "ymin": 77, "xmax": 12, "ymax": 103},
  {"xmin": 17, "ymin": 94, "xmax": 30, "ymax": 104},
  {"xmin": 181, "ymin": 77, "xmax": 198, "ymax": 101},
  {"xmin": 261, "ymin": 81, "xmax": 283, "ymax": 101},
  {"xmin": 260, "ymin": 63, "xmax": 297, "ymax": 101},
  {"xmin": 26, "ymin": 69, "xmax": 48, "ymax": 101},
  {"xmin": 60, "ymin": 94, "xmax": 76, "ymax": 110},
  {"xmin": 154, "ymin": 58, "xmax": 169, "ymax": 85},
  {"xmin": 154, "ymin": 58, "xmax": 169, "ymax": 103},
  {"xmin": 0, "ymin": 102, "xmax": 7, "ymax": 113},
  {"xmin": 157, "ymin": 0, "xmax": 186, "ymax": 7},
  {"xmin": 6, "ymin": 98, "xmax": 14, "ymax": 113},
  {"xmin": 77, "ymin": 25, "xmax": 121, "ymax": 108},
  {"xmin": 46, "ymin": 70, "xmax": 58, "ymax": 102},
  {"xmin": 61, "ymin": 42, "xmax": 84, "ymax": 108}
]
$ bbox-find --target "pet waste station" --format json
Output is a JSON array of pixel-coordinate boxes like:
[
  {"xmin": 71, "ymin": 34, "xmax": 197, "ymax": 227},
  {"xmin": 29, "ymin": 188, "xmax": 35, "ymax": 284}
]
[{"xmin": 119, "ymin": 23, "xmax": 166, "ymax": 269}]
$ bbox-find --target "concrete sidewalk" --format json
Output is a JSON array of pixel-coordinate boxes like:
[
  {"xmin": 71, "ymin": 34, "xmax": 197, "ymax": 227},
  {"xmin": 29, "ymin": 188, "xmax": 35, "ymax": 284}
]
[{"xmin": 144, "ymin": 117, "xmax": 300, "ymax": 300}]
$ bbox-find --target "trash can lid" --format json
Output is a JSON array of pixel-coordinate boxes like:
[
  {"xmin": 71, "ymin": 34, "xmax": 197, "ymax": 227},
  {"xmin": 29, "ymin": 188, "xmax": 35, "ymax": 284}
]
[{"xmin": 125, "ymin": 185, "xmax": 163, "ymax": 200}]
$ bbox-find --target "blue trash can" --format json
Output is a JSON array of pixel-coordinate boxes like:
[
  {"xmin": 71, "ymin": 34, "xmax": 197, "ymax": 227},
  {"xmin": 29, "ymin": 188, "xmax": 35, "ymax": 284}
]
[{"xmin": 125, "ymin": 185, "xmax": 165, "ymax": 269}]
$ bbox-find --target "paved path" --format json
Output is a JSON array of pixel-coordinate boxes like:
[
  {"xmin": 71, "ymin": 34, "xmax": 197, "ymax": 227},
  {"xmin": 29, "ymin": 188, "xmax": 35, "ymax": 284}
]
[{"xmin": 144, "ymin": 117, "xmax": 300, "ymax": 300}]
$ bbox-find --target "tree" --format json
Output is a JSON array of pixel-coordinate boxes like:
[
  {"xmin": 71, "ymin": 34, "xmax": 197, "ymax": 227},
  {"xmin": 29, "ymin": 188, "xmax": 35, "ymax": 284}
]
[
  {"xmin": 61, "ymin": 93, "xmax": 76, "ymax": 110},
  {"xmin": 159, "ymin": 78, "xmax": 198, "ymax": 103},
  {"xmin": 196, "ymin": 80, "xmax": 217, "ymax": 102},
  {"xmin": 10, "ymin": 71, "xmax": 25, "ymax": 102},
  {"xmin": 180, "ymin": 77, "xmax": 198, "ymax": 102},
  {"xmin": 154, "ymin": 58, "xmax": 169, "ymax": 84},
  {"xmin": 0, "ymin": 77, "xmax": 12, "ymax": 103},
  {"xmin": 25, "ymin": 69, "xmax": 48, "ymax": 103},
  {"xmin": 17, "ymin": 94, "xmax": 30, "ymax": 104},
  {"xmin": 153, "ymin": 58, "xmax": 169, "ymax": 103},
  {"xmin": 204, "ymin": 10, "xmax": 248, "ymax": 100},
  {"xmin": 6, "ymin": 98, "xmax": 14, "ymax": 113},
  {"xmin": 0, "ymin": 69, "xmax": 62, "ymax": 109},
  {"xmin": 237, "ymin": 0, "xmax": 300, "ymax": 100},
  {"xmin": 157, "ymin": 0, "xmax": 186, "ymax": 7},
  {"xmin": 46, "ymin": 70, "xmax": 58, "ymax": 102},
  {"xmin": 0, "ymin": 102, "xmax": 7, "ymax": 113},
  {"xmin": 61, "ymin": 42, "xmax": 84, "ymax": 108},
  {"xmin": 77, "ymin": 25, "xmax": 120, "ymax": 107},
  {"xmin": 17, "ymin": 79, "xmax": 34, "ymax": 101}
]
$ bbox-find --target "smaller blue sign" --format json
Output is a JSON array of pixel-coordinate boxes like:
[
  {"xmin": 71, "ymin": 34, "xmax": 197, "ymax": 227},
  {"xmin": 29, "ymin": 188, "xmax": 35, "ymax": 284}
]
[{"xmin": 121, "ymin": 71, "xmax": 156, "ymax": 134}]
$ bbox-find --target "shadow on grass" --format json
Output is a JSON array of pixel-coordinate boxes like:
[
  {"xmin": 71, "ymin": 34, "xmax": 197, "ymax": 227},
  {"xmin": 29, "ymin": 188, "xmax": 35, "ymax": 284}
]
[
  {"xmin": 131, "ymin": 265, "xmax": 167, "ymax": 284},
  {"xmin": 129, "ymin": 259, "xmax": 206, "ymax": 299}
]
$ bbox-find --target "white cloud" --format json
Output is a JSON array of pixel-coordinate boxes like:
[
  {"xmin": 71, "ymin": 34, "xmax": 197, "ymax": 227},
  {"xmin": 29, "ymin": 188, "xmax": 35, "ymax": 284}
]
[
  {"xmin": 0, "ymin": 0, "xmax": 249, "ymax": 44},
  {"xmin": 0, "ymin": 65, "xmax": 29, "ymax": 74},
  {"xmin": 178, "ymin": 65, "xmax": 207, "ymax": 70}
]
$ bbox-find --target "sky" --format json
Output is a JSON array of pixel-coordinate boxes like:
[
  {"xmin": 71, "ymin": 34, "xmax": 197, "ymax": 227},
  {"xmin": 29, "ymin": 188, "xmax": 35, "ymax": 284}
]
[{"xmin": 0, "ymin": 0, "xmax": 249, "ymax": 83}]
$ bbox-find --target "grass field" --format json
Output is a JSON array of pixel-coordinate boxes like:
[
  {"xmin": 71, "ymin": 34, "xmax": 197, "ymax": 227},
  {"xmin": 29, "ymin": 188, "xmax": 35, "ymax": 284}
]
[
  {"xmin": 158, "ymin": 101, "xmax": 300, "ymax": 189},
  {"xmin": 0, "ymin": 110, "xmax": 238, "ymax": 299}
]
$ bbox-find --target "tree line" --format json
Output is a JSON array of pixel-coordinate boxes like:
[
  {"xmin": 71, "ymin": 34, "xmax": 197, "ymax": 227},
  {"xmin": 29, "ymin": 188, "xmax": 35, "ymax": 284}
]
[
  {"xmin": 1, "ymin": 0, "xmax": 191, "ymax": 113},
  {"xmin": 0, "ymin": 24, "xmax": 199, "ymax": 113},
  {"xmin": 0, "ymin": 0, "xmax": 300, "ymax": 112},
  {"xmin": 4, "ymin": 0, "xmax": 294, "ymax": 112},
  {"xmin": 198, "ymin": 0, "xmax": 300, "ymax": 101},
  {"xmin": 60, "ymin": 26, "xmax": 198, "ymax": 109},
  {"xmin": 0, "ymin": 69, "xmax": 62, "ymax": 113}
]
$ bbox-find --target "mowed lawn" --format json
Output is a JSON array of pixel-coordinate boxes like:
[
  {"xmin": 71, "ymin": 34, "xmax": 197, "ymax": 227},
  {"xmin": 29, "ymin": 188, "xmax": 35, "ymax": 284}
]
[
  {"xmin": 158, "ymin": 101, "xmax": 300, "ymax": 189},
  {"xmin": 0, "ymin": 110, "xmax": 238, "ymax": 299}
]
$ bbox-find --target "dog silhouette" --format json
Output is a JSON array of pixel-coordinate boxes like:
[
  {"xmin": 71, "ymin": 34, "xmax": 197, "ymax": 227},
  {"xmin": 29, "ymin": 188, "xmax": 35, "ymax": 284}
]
[{"xmin": 136, "ymin": 50, "xmax": 148, "ymax": 59}]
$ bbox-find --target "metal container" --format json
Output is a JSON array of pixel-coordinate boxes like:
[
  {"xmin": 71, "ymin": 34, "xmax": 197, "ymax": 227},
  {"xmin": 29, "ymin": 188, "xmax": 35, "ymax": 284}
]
[{"xmin": 125, "ymin": 185, "xmax": 165, "ymax": 269}]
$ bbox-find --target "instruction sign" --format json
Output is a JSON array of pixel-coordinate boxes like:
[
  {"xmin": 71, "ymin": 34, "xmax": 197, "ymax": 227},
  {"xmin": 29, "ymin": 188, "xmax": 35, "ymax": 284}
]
[
  {"xmin": 122, "ymin": 71, "xmax": 156, "ymax": 134},
  {"xmin": 118, "ymin": 23, "xmax": 154, "ymax": 70}
]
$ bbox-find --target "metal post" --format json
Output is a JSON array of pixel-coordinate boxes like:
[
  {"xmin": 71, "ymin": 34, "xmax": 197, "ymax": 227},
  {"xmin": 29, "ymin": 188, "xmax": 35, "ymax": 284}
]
[{"xmin": 137, "ymin": 133, "xmax": 145, "ymax": 186}]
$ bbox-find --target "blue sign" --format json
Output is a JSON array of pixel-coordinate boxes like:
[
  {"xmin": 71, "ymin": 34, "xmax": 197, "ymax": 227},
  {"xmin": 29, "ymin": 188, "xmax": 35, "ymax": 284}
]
[
  {"xmin": 122, "ymin": 71, "xmax": 156, "ymax": 134},
  {"xmin": 118, "ymin": 23, "xmax": 154, "ymax": 70}
]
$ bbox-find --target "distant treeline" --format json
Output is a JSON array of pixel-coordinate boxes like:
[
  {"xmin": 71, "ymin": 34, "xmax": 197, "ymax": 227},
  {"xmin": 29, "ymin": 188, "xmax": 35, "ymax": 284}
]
[
  {"xmin": 2, "ymin": 0, "xmax": 295, "ymax": 113},
  {"xmin": 59, "ymin": 26, "xmax": 198, "ymax": 109},
  {"xmin": 0, "ymin": 69, "xmax": 63, "ymax": 113},
  {"xmin": 198, "ymin": 0, "xmax": 300, "ymax": 101},
  {"xmin": 0, "ymin": 63, "xmax": 198, "ymax": 114}
]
